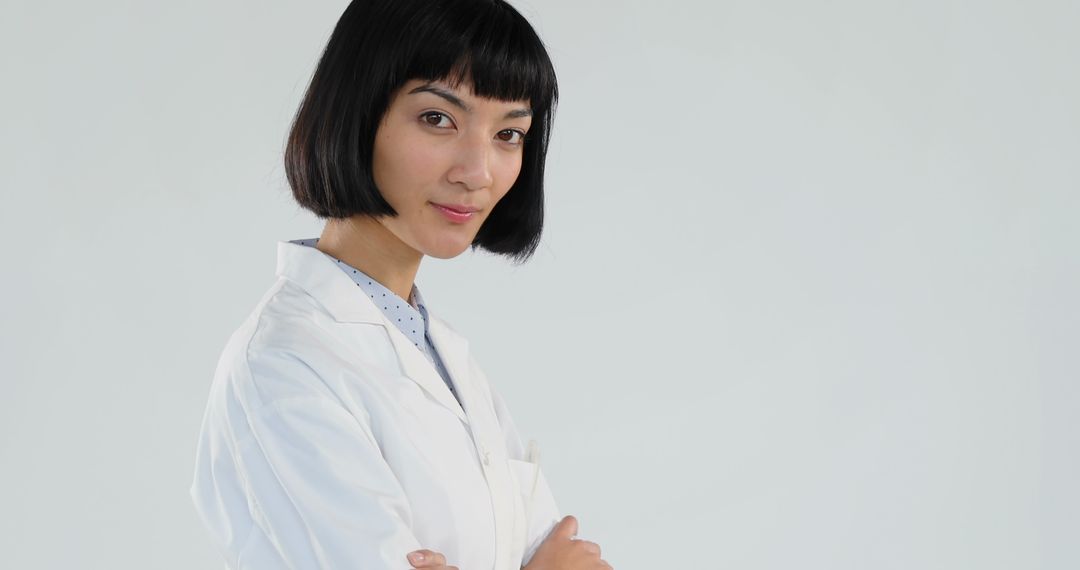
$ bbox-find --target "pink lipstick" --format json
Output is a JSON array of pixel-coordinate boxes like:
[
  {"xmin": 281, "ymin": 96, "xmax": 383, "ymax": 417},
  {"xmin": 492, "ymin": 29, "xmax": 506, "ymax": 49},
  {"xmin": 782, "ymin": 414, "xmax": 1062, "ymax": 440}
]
[{"xmin": 431, "ymin": 202, "xmax": 478, "ymax": 223}]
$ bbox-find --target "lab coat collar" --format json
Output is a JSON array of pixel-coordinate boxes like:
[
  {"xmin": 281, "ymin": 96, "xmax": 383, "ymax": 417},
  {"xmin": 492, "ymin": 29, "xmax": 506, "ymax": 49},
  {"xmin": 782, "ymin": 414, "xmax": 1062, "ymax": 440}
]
[
  {"xmin": 275, "ymin": 240, "xmax": 471, "ymax": 424},
  {"xmin": 275, "ymin": 240, "xmax": 383, "ymax": 324}
]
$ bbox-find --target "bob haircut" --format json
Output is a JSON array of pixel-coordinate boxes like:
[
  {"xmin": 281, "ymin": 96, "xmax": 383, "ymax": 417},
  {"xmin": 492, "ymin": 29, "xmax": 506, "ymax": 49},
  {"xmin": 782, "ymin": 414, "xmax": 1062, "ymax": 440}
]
[{"xmin": 285, "ymin": 0, "xmax": 559, "ymax": 262}]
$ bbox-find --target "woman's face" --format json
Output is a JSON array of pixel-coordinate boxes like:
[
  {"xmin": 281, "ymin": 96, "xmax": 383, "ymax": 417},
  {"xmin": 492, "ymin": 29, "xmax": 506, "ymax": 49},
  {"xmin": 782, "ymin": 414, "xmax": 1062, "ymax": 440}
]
[{"xmin": 371, "ymin": 77, "xmax": 533, "ymax": 259}]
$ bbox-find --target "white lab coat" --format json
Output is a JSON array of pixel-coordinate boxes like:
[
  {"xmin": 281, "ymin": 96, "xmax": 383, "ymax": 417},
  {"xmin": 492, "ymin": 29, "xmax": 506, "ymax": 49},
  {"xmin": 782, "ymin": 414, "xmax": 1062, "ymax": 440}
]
[{"xmin": 190, "ymin": 240, "xmax": 561, "ymax": 569}]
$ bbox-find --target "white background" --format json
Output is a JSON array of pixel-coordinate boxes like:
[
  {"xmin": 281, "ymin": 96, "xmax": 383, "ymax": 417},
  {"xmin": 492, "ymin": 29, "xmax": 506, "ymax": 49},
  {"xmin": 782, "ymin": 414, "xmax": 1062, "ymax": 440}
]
[{"xmin": 2, "ymin": 0, "xmax": 1077, "ymax": 568}]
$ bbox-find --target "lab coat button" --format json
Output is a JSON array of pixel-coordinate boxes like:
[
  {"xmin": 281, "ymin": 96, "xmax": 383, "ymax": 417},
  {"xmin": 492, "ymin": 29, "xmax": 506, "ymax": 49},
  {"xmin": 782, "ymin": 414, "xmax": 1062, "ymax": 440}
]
[{"xmin": 480, "ymin": 446, "xmax": 491, "ymax": 465}]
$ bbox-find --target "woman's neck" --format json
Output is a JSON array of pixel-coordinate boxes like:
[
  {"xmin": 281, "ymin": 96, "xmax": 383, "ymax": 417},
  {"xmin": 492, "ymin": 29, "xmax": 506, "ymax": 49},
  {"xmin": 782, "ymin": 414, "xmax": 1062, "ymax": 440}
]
[{"xmin": 315, "ymin": 216, "xmax": 423, "ymax": 303}]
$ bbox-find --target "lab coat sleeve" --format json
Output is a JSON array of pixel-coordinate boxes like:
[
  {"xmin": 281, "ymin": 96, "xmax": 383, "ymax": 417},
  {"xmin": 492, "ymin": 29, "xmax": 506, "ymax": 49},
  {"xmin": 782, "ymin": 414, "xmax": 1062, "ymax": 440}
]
[
  {"xmin": 488, "ymin": 382, "xmax": 563, "ymax": 567},
  {"xmin": 231, "ymin": 396, "xmax": 423, "ymax": 569}
]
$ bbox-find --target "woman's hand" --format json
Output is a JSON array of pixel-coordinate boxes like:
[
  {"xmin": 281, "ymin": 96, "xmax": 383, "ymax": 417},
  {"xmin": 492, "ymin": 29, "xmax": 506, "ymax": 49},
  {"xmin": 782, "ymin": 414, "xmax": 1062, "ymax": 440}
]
[
  {"xmin": 524, "ymin": 515, "xmax": 612, "ymax": 570},
  {"xmin": 407, "ymin": 549, "xmax": 457, "ymax": 569}
]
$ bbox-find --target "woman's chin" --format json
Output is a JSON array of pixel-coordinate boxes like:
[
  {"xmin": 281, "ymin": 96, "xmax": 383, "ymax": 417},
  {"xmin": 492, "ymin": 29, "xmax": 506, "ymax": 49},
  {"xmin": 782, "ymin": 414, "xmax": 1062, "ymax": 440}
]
[{"xmin": 423, "ymin": 239, "xmax": 473, "ymax": 260}]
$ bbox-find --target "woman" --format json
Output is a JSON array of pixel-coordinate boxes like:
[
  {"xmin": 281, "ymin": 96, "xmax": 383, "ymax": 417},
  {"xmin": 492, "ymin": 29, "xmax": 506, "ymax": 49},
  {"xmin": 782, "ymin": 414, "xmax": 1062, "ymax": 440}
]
[{"xmin": 189, "ymin": 0, "xmax": 611, "ymax": 569}]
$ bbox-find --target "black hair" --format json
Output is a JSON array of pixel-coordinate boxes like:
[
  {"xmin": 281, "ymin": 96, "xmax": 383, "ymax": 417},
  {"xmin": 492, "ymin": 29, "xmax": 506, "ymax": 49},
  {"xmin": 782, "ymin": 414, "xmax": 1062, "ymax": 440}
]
[{"xmin": 285, "ymin": 0, "xmax": 559, "ymax": 262}]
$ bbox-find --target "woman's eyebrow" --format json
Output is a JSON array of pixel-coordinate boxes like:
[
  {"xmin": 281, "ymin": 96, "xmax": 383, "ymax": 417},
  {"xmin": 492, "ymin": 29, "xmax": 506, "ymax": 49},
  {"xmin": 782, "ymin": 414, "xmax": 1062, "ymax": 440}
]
[{"xmin": 408, "ymin": 83, "xmax": 532, "ymax": 119}]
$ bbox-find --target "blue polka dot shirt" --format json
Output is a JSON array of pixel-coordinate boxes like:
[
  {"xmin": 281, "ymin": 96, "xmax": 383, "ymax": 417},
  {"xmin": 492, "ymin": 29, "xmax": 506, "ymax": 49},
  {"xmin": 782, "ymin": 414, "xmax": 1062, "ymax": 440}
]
[{"xmin": 289, "ymin": 238, "xmax": 461, "ymax": 406}]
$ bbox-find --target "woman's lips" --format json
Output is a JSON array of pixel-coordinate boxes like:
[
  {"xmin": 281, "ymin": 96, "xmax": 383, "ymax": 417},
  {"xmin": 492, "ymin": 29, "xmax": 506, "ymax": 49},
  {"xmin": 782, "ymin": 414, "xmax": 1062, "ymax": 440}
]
[{"xmin": 431, "ymin": 202, "xmax": 477, "ymax": 223}]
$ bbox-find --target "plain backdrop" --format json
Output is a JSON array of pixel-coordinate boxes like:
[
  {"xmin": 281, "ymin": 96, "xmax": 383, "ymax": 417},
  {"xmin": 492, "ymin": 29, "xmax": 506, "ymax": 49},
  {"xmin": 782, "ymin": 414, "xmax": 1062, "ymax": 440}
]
[{"xmin": 2, "ymin": 0, "xmax": 1077, "ymax": 568}]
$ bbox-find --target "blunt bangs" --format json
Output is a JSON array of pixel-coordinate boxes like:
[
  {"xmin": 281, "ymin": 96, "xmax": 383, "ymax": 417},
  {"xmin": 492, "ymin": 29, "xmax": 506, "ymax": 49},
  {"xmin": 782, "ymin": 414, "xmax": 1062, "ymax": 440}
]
[
  {"xmin": 285, "ymin": 0, "xmax": 559, "ymax": 263},
  {"xmin": 405, "ymin": 0, "xmax": 558, "ymax": 116}
]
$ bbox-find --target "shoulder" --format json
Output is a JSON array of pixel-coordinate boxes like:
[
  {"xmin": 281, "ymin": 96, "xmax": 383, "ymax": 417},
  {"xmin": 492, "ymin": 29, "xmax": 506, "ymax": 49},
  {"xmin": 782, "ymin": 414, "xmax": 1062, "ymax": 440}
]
[
  {"xmin": 196, "ymin": 275, "xmax": 397, "ymax": 448},
  {"xmin": 209, "ymin": 278, "xmax": 366, "ymax": 413}
]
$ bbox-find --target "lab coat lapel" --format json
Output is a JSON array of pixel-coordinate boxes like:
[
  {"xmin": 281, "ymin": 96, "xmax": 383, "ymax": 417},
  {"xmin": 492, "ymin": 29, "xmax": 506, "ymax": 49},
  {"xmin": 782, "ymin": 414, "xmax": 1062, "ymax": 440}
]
[
  {"xmin": 275, "ymin": 241, "xmax": 468, "ymax": 424},
  {"xmin": 426, "ymin": 318, "xmax": 477, "ymax": 418},
  {"xmin": 382, "ymin": 316, "xmax": 469, "ymax": 424}
]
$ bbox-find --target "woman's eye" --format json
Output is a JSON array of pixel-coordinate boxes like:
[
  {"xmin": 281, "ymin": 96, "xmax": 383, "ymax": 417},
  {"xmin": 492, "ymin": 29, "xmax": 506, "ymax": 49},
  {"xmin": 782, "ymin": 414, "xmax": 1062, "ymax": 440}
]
[
  {"xmin": 420, "ymin": 112, "xmax": 454, "ymax": 129},
  {"xmin": 420, "ymin": 113, "xmax": 523, "ymax": 145},
  {"xmin": 497, "ymin": 129, "xmax": 526, "ymax": 145}
]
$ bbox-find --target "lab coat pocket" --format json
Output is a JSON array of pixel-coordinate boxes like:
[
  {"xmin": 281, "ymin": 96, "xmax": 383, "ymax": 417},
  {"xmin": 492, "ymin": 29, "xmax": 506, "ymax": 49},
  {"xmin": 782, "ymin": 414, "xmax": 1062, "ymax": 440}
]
[{"xmin": 507, "ymin": 441, "xmax": 561, "ymax": 566}]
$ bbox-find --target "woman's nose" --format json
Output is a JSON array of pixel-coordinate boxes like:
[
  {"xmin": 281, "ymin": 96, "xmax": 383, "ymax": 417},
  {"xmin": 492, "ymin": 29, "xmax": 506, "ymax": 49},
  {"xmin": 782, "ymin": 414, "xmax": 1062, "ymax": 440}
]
[{"xmin": 447, "ymin": 137, "xmax": 494, "ymax": 191}]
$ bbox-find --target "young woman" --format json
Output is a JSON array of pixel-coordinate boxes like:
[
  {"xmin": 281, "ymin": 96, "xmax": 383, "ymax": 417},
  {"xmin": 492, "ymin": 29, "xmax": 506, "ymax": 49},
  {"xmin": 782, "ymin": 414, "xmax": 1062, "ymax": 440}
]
[{"xmin": 190, "ymin": 1, "xmax": 611, "ymax": 569}]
